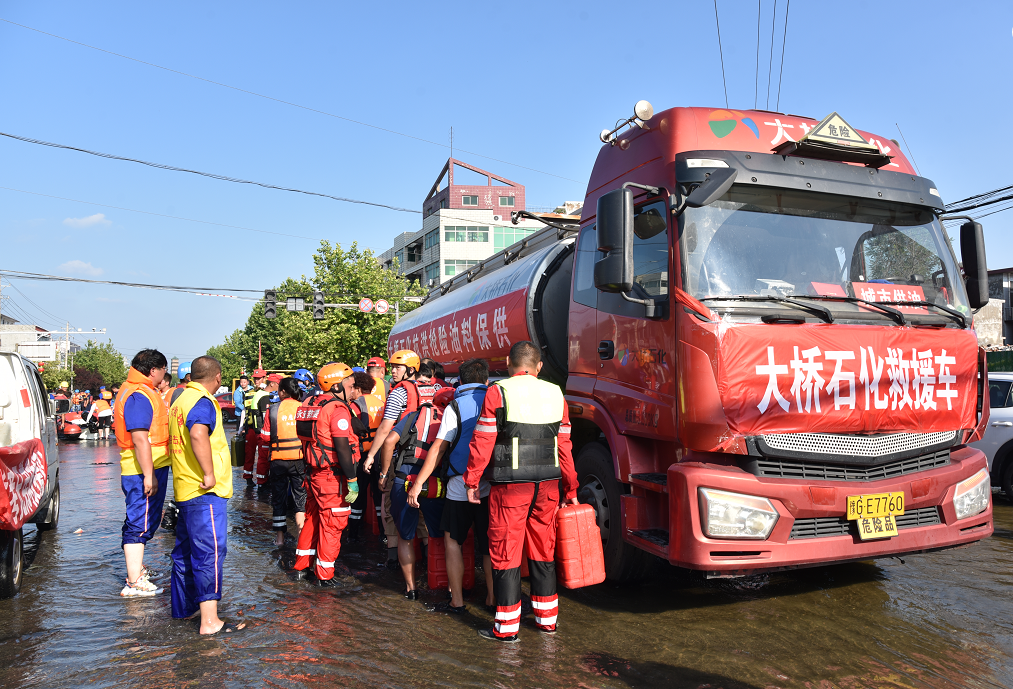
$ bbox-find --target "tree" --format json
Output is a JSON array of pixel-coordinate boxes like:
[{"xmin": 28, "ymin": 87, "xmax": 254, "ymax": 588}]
[
  {"xmin": 73, "ymin": 340, "xmax": 127, "ymax": 388},
  {"xmin": 73, "ymin": 366, "xmax": 104, "ymax": 393},
  {"xmin": 206, "ymin": 329, "xmax": 254, "ymax": 390},
  {"xmin": 214, "ymin": 242, "xmax": 425, "ymax": 374},
  {"xmin": 40, "ymin": 366, "xmax": 73, "ymax": 392}
]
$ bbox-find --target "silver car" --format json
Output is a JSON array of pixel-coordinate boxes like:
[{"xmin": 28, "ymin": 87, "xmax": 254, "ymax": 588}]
[{"xmin": 972, "ymin": 371, "xmax": 1013, "ymax": 496}]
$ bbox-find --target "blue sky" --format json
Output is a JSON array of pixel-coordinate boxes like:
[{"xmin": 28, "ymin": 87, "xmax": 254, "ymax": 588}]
[{"xmin": 1, "ymin": 1, "xmax": 1010, "ymax": 364}]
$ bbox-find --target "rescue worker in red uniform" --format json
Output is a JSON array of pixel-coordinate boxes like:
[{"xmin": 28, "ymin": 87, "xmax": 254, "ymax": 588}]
[
  {"xmin": 292, "ymin": 363, "xmax": 370, "ymax": 586},
  {"xmin": 464, "ymin": 341, "xmax": 578, "ymax": 642},
  {"xmin": 242, "ymin": 368, "xmax": 268, "ymax": 485}
]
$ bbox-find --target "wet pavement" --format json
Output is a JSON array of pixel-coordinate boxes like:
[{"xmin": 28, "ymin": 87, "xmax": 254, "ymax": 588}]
[{"xmin": 1, "ymin": 438, "xmax": 1012, "ymax": 688}]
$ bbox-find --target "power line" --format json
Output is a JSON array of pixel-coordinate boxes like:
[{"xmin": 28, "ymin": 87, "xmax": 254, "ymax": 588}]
[
  {"xmin": 0, "ymin": 268, "xmax": 262, "ymax": 294},
  {"xmin": 3, "ymin": 279, "xmax": 73, "ymax": 327},
  {"xmin": 713, "ymin": 0, "xmax": 729, "ymax": 108},
  {"xmin": 766, "ymin": 0, "xmax": 777, "ymax": 109},
  {"xmin": 0, "ymin": 131, "xmax": 420, "ymax": 214},
  {"xmin": 755, "ymin": 0, "xmax": 761, "ymax": 109},
  {"xmin": 0, "ymin": 17, "xmax": 580, "ymax": 185},
  {"xmin": 775, "ymin": 0, "xmax": 790, "ymax": 111},
  {"xmin": 895, "ymin": 123, "xmax": 922, "ymax": 176}
]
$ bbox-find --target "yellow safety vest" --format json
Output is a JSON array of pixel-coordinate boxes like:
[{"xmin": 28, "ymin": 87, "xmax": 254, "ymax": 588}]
[
  {"xmin": 489, "ymin": 374, "xmax": 565, "ymax": 484},
  {"xmin": 169, "ymin": 382, "xmax": 233, "ymax": 502}
]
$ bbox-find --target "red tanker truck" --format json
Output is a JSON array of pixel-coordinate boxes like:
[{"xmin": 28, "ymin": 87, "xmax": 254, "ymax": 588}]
[{"xmin": 388, "ymin": 104, "xmax": 994, "ymax": 581}]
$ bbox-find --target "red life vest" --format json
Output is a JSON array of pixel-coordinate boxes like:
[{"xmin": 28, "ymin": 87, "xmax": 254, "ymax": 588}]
[
  {"xmin": 390, "ymin": 379, "xmax": 439, "ymax": 422},
  {"xmin": 296, "ymin": 392, "xmax": 368, "ymax": 469},
  {"xmin": 392, "ymin": 387, "xmax": 453, "ymax": 476}
]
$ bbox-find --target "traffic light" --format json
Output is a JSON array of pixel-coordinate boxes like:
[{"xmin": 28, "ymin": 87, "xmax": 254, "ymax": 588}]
[
  {"xmin": 264, "ymin": 290, "xmax": 277, "ymax": 319},
  {"xmin": 313, "ymin": 291, "xmax": 325, "ymax": 320}
]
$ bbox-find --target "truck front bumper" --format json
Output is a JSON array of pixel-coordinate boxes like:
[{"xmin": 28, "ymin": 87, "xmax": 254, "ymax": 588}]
[{"xmin": 666, "ymin": 446, "xmax": 992, "ymax": 575}]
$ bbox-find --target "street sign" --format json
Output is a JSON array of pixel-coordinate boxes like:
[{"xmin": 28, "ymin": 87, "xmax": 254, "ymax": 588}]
[
  {"xmin": 359, "ymin": 298, "xmax": 374, "ymax": 313},
  {"xmin": 375, "ymin": 299, "xmax": 389, "ymax": 314}
]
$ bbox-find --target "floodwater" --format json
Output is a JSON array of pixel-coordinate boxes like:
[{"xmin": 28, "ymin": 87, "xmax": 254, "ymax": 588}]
[{"xmin": 1, "ymin": 439, "xmax": 1012, "ymax": 689}]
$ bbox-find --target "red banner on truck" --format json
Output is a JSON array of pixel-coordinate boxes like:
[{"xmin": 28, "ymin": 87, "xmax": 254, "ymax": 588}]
[
  {"xmin": 0, "ymin": 438, "xmax": 47, "ymax": 530},
  {"xmin": 717, "ymin": 324, "xmax": 979, "ymax": 435}
]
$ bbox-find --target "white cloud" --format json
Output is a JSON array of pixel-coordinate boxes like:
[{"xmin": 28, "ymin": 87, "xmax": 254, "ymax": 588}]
[
  {"xmin": 57, "ymin": 260, "xmax": 103, "ymax": 277},
  {"xmin": 62, "ymin": 213, "xmax": 111, "ymax": 228}
]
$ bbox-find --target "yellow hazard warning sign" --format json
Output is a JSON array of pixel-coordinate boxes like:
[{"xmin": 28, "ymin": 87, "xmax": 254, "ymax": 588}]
[{"xmin": 801, "ymin": 112, "xmax": 879, "ymax": 151}]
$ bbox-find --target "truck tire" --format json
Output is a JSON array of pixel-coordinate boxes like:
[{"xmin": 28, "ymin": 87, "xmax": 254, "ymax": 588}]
[
  {"xmin": 0, "ymin": 528, "xmax": 24, "ymax": 598},
  {"xmin": 575, "ymin": 442, "xmax": 652, "ymax": 582},
  {"xmin": 37, "ymin": 480, "xmax": 60, "ymax": 532}
]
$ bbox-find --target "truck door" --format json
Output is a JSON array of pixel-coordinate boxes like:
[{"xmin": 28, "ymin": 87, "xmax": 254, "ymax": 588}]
[
  {"xmin": 594, "ymin": 196, "xmax": 676, "ymax": 439},
  {"xmin": 566, "ymin": 225, "xmax": 602, "ymax": 397}
]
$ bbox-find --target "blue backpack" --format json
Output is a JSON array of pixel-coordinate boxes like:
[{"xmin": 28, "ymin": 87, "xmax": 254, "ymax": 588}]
[{"xmin": 443, "ymin": 384, "xmax": 488, "ymax": 479}]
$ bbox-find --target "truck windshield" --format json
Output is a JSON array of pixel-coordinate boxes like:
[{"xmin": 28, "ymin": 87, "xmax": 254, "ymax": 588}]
[{"xmin": 678, "ymin": 185, "xmax": 970, "ymax": 318}]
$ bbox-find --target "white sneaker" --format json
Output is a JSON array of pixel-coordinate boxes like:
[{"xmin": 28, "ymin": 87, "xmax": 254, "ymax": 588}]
[{"xmin": 120, "ymin": 576, "xmax": 163, "ymax": 597}]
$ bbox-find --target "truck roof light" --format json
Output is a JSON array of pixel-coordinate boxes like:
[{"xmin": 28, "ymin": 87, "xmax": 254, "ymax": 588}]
[
  {"xmin": 686, "ymin": 159, "xmax": 729, "ymax": 168},
  {"xmin": 929, "ymin": 188, "xmax": 940, "ymax": 196}
]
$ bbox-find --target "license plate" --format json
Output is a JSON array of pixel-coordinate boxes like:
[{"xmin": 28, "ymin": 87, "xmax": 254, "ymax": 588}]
[
  {"xmin": 856, "ymin": 515, "xmax": 900, "ymax": 540},
  {"xmin": 846, "ymin": 492, "xmax": 905, "ymax": 520}
]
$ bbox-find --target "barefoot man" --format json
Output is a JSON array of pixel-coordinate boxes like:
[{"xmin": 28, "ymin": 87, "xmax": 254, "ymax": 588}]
[{"xmin": 168, "ymin": 355, "xmax": 234, "ymax": 634}]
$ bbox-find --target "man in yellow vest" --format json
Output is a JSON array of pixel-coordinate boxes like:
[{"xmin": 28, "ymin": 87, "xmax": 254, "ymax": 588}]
[
  {"xmin": 168, "ymin": 356, "xmax": 234, "ymax": 635},
  {"xmin": 113, "ymin": 349, "xmax": 170, "ymax": 597}
]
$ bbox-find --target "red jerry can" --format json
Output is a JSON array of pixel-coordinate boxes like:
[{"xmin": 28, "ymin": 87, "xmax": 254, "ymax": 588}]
[
  {"xmin": 462, "ymin": 530, "xmax": 476, "ymax": 590},
  {"xmin": 428, "ymin": 536, "xmax": 449, "ymax": 590},
  {"xmin": 555, "ymin": 504, "xmax": 606, "ymax": 589},
  {"xmin": 427, "ymin": 531, "xmax": 476, "ymax": 590},
  {"xmin": 365, "ymin": 485, "xmax": 379, "ymax": 536}
]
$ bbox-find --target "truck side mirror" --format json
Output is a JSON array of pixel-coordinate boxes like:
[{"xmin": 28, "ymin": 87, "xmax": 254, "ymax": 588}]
[
  {"xmin": 594, "ymin": 187, "xmax": 634, "ymax": 293},
  {"xmin": 684, "ymin": 167, "xmax": 738, "ymax": 208},
  {"xmin": 960, "ymin": 220, "xmax": 988, "ymax": 309}
]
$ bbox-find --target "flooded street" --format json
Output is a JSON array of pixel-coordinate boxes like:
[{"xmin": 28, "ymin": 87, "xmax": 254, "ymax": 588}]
[{"xmin": 2, "ymin": 438, "xmax": 1012, "ymax": 689}]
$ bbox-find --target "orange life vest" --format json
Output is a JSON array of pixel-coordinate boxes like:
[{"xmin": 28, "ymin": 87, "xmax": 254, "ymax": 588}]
[
  {"xmin": 372, "ymin": 376, "xmax": 388, "ymax": 407},
  {"xmin": 113, "ymin": 368, "xmax": 169, "ymax": 451},
  {"xmin": 358, "ymin": 392, "xmax": 384, "ymax": 451},
  {"xmin": 268, "ymin": 398, "xmax": 303, "ymax": 461},
  {"xmin": 94, "ymin": 399, "xmax": 111, "ymax": 414}
]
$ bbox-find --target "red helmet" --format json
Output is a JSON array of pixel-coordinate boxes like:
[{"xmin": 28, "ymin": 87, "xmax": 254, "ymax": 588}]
[
  {"xmin": 317, "ymin": 362, "xmax": 352, "ymax": 392},
  {"xmin": 433, "ymin": 387, "xmax": 455, "ymax": 410},
  {"xmin": 252, "ymin": 368, "xmax": 267, "ymax": 379},
  {"xmin": 366, "ymin": 356, "xmax": 386, "ymax": 368}
]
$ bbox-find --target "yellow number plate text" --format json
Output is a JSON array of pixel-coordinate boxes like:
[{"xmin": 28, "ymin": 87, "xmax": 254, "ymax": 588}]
[
  {"xmin": 857, "ymin": 515, "xmax": 900, "ymax": 540},
  {"xmin": 846, "ymin": 492, "xmax": 905, "ymax": 520}
]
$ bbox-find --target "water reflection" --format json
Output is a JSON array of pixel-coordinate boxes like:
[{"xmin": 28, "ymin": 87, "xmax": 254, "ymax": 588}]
[{"xmin": 0, "ymin": 441, "xmax": 1010, "ymax": 688}]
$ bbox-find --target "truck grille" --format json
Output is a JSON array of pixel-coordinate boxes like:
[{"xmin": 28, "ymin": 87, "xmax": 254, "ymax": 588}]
[
  {"xmin": 754, "ymin": 449, "xmax": 950, "ymax": 481},
  {"xmin": 761, "ymin": 430, "xmax": 956, "ymax": 458},
  {"xmin": 789, "ymin": 506, "xmax": 942, "ymax": 540}
]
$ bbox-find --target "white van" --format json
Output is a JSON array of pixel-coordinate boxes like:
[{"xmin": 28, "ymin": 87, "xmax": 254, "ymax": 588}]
[{"xmin": 0, "ymin": 352, "xmax": 61, "ymax": 598}]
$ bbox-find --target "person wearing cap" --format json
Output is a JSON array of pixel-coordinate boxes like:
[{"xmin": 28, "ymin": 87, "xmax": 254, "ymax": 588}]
[
  {"xmin": 366, "ymin": 357, "xmax": 390, "ymax": 406},
  {"xmin": 242, "ymin": 369, "xmax": 269, "ymax": 485},
  {"xmin": 250, "ymin": 373, "xmax": 282, "ymax": 488},
  {"xmin": 232, "ymin": 375, "xmax": 251, "ymax": 425},
  {"xmin": 170, "ymin": 362, "xmax": 193, "ymax": 405}
]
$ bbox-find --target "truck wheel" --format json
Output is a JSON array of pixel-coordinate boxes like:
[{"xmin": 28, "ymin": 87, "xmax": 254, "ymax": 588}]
[
  {"xmin": 0, "ymin": 528, "xmax": 24, "ymax": 598},
  {"xmin": 575, "ymin": 442, "xmax": 652, "ymax": 582},
  {"xmin": 38, "ymin": 481, "xmax": 60, "ymax": 532}
]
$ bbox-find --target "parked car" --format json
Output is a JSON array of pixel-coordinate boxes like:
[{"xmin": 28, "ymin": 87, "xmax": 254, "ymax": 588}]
[
  {"xmin": 972, "ymin": 371, "xmax": 1013, "ymax": 497},
  {"xmin": 215, "ymin": 393, "xmax": 238, "ymax": 422},
  {"xmin": 0, "ymin": 353, "xmax": 60, "ymax": 598}
]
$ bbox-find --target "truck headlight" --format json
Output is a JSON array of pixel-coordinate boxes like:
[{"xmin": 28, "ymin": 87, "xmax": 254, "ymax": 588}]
[
  {"xmin": 699, "ymin": 488, "xmax": 779, "ymax": 540},
  {"xmin": 953, "ymin": 468, "xmax": 990, "ymax": 520}
]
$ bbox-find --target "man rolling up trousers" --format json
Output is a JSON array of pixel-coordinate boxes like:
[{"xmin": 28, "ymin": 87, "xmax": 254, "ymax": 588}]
[{"xmin": 464, "ymin": 341, "xmax": 579, "ymax": 643}]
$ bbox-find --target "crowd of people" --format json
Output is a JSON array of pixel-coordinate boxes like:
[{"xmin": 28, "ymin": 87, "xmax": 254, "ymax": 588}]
[{"xmin": 109, "ymin": 340, "xmax": 577, "ymax": 642}]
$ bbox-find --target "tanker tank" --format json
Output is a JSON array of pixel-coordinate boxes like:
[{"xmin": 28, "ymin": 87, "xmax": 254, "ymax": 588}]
[{"xmin": 387, "ymin": 228, "xmax": 575, "ymax": 384}]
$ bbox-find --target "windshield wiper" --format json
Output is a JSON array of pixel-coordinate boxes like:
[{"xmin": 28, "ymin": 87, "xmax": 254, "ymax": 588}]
[
  {"xmin": 700, "ymin": 295, "xmax": 833, "ymax": 323},
  {"xmin": 877, "ymin": 300, "xmax": 967, "ymax": 328},
  {"xmin": 787, "ymin": 294, "xmax": 906, "ymax": 326}
]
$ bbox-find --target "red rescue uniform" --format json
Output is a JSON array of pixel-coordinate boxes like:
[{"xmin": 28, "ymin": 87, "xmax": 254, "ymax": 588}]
[
  {"xmin": 463, "ymin": 373, "xmax": 578, "ymax": 637},
  {"xmin": 293, "ymin": 393, "xmax": 360, "ymax": 581}
]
